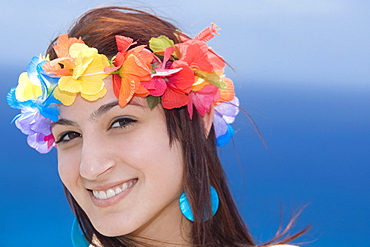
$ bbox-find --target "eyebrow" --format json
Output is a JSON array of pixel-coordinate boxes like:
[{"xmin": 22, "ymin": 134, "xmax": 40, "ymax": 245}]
[
  {"xmin": 89, "ymin": 99, "xmax": 147, "ymax": 121},
  {"xmin": 89, "ymin": 100, "xmax": 119, "ymax": 122},
  {"xmin": 51, "ymin": 118, "xmax": 78, "ymax": 129},
  {"xmin": 51, "ymin": 99, "xmax": 146, "ymax": 128},
  {"xmin": 51, "ymin": 100, "xmax": 119, "ymax": 128}
]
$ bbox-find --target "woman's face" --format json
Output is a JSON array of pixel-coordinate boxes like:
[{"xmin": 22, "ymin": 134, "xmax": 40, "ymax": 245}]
[{"xmin": 52, "ymin": 77, "xmax": 185, "ymax": 237}]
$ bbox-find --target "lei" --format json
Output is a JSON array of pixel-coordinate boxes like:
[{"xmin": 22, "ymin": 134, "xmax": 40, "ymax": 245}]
[{"xmin": 7, "ymin": 24, "xmax": 239, "ymax": 153}]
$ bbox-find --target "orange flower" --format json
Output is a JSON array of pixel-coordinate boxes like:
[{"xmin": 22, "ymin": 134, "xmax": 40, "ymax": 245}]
[
  {"xmin": 53, "ymin": 34, "xmax": 84, "ymax": 58},
  {"xmin": 106, "ymin": 36, "xmax": 154, "ymax": 107},
  {"xmin": 217, "ymin": 77, "xmax": 235, "ymax": 103},
  {"xmin": 43, "ymin": 34, "xmax": 84, "ymax": 77}
]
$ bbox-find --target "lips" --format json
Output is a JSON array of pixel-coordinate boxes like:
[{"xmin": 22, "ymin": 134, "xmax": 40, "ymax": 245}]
[{"xmin": 92, "ymin": 179, "xmax": 138, "ymax": 200}]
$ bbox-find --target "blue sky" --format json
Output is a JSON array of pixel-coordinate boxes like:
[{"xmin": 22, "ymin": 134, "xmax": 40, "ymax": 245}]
[
  {"xmin": 2, "ymin": 0, "xmax": 369, "ymax": 85},
  {"xmin": 0, "ymin": 1, "xmax": 369, "ymax": 246}
]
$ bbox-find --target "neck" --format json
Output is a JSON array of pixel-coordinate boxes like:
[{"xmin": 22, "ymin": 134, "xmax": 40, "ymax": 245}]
[{"xmin": 130, "ymin": 201, "xmax": 192, "ymax": 246}]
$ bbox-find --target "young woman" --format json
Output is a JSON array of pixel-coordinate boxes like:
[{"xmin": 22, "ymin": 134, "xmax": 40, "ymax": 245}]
[{"xmin": 7, "ymin": 6, "xmax": 306, "ymax": 247}]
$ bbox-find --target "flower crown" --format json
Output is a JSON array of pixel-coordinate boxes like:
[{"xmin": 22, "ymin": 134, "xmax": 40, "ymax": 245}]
[{"xmin": 7, "ymin": 24, "xmax": 239, "ymax": 153}]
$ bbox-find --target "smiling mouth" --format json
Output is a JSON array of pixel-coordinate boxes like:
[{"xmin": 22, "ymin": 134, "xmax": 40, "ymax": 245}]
[{"xmin": 92, "ymin": 179, "xmax": 137, "ymax": 200}]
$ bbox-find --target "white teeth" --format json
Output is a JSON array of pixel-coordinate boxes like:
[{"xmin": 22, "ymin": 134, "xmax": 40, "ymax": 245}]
[
  {"xmin": 98, "ymin": 191, "xmax": 107, "ymax": 199},
  {"xmin": 93, "ymin": 190, "xmax": 99, "ymax": 198},
  {"xmin": 106, "ymin": 189, "xmax": 115, "ymax": 199},
  {"xmin": 122, "ymin": 183, "xmax": 128, "ymax": 191},
  {"xmin": 92, "ymin": 180, "xmax": 136, "ymax": 200},
  {"xmin": 115, "ymin": 187, "xmax": 122, "ymax": 194}
]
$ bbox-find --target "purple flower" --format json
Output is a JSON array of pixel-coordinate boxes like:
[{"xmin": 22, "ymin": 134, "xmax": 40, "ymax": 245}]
[
  {"xmin": 27, "ymin": 132, "xmax": 54, "ymax": 154},
  {"xmin": 15, "ymin": 110, "xmax": 52, "ymax": 136},
  {"xmin": 14, "ymin": 109, "xmax": 54, "ymax": 153},
  {"xmin": 213, "ymin": 97, "xmax": 239, "ymax": 146}
]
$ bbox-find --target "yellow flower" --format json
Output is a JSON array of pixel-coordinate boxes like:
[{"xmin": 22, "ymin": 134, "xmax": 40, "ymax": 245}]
[
  {"xmin": 15, "ymin": 72, "xmax": 42, "ymax": 101},
  {"xmin": 15, "ymin": 55, "xmax": 51, "ymax": 102},
  {"xmin": 54, "ymin": 43, "xmax": 110, "ymax": 105}
]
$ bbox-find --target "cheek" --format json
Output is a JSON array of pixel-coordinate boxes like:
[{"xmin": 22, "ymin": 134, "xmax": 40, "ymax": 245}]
[
  {"xmin": 57, "ymin": 150, "xmax": 80, "ymax": 190},
  {"xmin": 125, "ymin": 133, "xmax": 182, "ymax": 172},
  {"xmin": 143, "ymin": 142, "xmax": 184, "ymax": 190},
  {"xmin": 119, "ymin": 126, "xmax": 184, "ymax": 185}
]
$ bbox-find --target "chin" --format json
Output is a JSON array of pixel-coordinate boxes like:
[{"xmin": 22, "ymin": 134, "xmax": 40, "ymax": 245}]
[
  {"xmin": 93, "ymin": 223, "xmax": 131, "ymax": 237},
  {"xmin": 91, "ymin": 215, "xmax": 149, "ymax": 238}
]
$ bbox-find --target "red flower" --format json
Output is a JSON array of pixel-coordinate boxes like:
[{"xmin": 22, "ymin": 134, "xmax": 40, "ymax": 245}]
[{"xmin": 161, "ymin": 60, "xmax": 194, "ymax": 109}]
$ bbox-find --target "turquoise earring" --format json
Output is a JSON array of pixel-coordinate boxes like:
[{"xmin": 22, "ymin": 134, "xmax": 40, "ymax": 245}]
[
  {"xmin": 179, "ymin": 185, "xmax": 219, "ymax": 221},
  {"xmin": 71, "ymin": 218, "xmax": 90, "ymax": 247}
]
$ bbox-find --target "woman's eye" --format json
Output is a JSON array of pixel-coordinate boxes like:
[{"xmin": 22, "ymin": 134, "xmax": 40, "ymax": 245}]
[
  {"xmin": 55, "ymin": 131, "xmax": 82, "ymax": 144},
  {"xmin": 110, "ymin": 117, "xmax": 137, "ymax": 129}
]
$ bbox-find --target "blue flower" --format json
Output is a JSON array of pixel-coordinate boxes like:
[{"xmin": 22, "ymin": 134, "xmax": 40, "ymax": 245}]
[{"xmin": 6, "ymin": 56, "xmax": 61, "ymax": 153}]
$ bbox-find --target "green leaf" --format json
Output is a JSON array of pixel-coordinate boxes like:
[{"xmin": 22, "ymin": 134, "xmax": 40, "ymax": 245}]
[
  {"xmin": 146, "ymin": 96, "xmax": 161, "ymax": 109},
  {"xmin": 194, "ymin": 70, "xmax": 227, "ymax": 89},
  {"xmin": 108, "ymin": 55, "xmax": 116, "ymax": 67},
  {"xmin": 149, "ymin": 36, "xmax": 175, "ymax": 53}
]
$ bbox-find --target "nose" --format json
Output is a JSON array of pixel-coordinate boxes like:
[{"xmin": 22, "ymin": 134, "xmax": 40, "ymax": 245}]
[{"xmin": 79, "ymin": 135, "xmax": 116, "ymax": 180}]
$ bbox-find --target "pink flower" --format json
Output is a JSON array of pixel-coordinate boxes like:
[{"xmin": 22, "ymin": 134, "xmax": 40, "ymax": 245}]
[{"xmin": 187, "ymin": 84, "xmax": 219, "ymax": 119}]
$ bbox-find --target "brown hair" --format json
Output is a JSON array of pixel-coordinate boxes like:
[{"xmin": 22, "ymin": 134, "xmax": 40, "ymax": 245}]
[{"xmin": 48, "ymin": 6, "xmax": 307, "ymax": 247}]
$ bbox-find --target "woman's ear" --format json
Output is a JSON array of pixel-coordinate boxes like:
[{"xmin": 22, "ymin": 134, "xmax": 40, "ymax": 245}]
[{"xmin": 201, "ymin": 105, "xmax": 214, "ymax": 138}]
